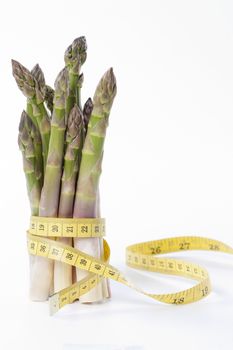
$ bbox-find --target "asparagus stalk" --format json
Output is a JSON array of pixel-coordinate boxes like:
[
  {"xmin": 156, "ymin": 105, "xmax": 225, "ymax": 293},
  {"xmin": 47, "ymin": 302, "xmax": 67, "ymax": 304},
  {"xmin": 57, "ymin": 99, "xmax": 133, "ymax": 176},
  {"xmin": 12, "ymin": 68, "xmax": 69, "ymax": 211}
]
[
  {"xmin": 86, "ymin": 92, "xmax": 110, "ymax": 298},
  {"xmin": 18, "ymin": 111, "xmax": 44, "ymax": 299},
  {"xmin": 40, "ymin": 67, "xmax": 68, "ymax": 216},
  {"xmin": 12, "ymin": 60, "xmax": 51, "ymax": 172},
  {"xmin": 73, "ymin": 68, "xmax": 117, "ymax": 303},
  {"xmin": 29, "ymin": 68, "xmax": 68, "ymax": 301},
  {"xmin": 54, "ymin": 105, "xmax": 84, "ymax": 292},
  {"xmin": 64, "ymin": 36, "xmax": 87, "ymax": 114}
]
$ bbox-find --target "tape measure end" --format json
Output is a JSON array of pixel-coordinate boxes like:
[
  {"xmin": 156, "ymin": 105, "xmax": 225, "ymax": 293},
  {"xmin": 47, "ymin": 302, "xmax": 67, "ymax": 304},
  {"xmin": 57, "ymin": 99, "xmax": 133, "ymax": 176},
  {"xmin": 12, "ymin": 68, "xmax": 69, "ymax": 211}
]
[{"xmin": 49, "ymin": 294, "xmax": 60, "ymax": 316}]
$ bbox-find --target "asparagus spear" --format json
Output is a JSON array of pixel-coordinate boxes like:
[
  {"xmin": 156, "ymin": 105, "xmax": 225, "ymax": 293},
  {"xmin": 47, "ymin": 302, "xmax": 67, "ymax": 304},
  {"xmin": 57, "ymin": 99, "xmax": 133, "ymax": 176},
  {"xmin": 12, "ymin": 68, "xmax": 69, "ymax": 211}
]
[
  {"xmin": 64, "ymin": 36, "xmax": 87, "ymax": 114},
  {"xmin": 18, "ymin": 111, "xmax": 44, "ymax": 300},
  {"xmin": 83, "ymin": 96, "xmax": 109, "ymax": 298},
  {"xmin": 12, "ymin": 60, "xmax": 51, "ymax": 171},
  {"xmin": 73, "ymin": 68, "xmax": 117, "ymax": 303},
  {"xmin": 54, "ymin": 105, "xmax": 84, "ymax": 292},
  {"xmin": 29, "ymin": 68, "xmax": 68, "ymax": 301}
]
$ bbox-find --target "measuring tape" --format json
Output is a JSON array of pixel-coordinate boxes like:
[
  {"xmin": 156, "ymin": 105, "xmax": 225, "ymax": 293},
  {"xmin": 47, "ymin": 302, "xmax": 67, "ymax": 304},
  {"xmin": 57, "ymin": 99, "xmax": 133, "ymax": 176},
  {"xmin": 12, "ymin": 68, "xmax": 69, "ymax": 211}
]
[{"xmin": 27, "ymin": 216, "xmax": 233, "ymax": 315}]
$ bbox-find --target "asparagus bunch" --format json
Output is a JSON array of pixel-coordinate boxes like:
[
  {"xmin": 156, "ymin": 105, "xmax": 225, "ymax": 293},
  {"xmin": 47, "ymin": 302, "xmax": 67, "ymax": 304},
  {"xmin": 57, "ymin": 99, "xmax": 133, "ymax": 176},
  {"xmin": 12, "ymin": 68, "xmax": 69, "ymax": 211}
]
[{"xmin": 13, "ymin": 36, "xmax": 117, "ymax": 303}]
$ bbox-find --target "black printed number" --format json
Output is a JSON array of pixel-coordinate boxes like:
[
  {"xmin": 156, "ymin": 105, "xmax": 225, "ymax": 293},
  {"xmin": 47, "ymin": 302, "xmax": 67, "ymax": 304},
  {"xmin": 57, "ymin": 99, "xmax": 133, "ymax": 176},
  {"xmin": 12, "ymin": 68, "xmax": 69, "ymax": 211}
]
[
  {"xmin": 179, "ymin": 242, "xmax": 190, "ymax": 250},
  {"xmin": 173, "ymin": 297, "xmax": 185, "ymax": 304},
  {"xmin": 201, "ymin": 286, "xmax": 209, "ymax": 296}
]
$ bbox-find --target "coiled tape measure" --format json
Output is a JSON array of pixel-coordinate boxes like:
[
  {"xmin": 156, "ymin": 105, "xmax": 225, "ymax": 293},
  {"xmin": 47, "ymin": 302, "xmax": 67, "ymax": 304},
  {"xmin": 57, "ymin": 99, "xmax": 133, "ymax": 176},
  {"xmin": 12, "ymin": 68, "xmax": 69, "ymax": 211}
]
[{"xmin": 27, "ymin": 216, "xmax": 233, "ymax": 315}]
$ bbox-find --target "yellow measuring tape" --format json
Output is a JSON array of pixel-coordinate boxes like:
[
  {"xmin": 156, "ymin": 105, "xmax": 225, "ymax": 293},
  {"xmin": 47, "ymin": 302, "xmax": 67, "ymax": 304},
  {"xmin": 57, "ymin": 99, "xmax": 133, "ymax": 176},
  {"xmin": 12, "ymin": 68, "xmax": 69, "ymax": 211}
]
[{"xmin": 27, "ymin": 216, "xmax": 233, "ymax": 315}]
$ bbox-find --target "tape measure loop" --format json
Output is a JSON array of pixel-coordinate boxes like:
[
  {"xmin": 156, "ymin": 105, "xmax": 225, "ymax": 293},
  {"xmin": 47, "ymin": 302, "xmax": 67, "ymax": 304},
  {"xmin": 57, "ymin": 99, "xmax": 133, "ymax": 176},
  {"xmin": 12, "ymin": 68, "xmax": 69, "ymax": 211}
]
[{"xmin": 27, "ymin": 217, "xmax": 233, "ymax": 315}]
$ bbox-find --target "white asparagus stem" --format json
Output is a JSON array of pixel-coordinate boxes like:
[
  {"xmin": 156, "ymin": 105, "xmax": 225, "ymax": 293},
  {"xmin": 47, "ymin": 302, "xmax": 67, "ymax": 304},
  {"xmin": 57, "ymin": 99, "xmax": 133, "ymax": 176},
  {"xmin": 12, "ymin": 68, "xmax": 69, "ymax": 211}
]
[
  {"xmin": 53, "ymin": 238, "xmax": 72, "ymax": 292},
  {"xmin": 74, "ymin": 237, "xmax": 104, "ymax": 302}
]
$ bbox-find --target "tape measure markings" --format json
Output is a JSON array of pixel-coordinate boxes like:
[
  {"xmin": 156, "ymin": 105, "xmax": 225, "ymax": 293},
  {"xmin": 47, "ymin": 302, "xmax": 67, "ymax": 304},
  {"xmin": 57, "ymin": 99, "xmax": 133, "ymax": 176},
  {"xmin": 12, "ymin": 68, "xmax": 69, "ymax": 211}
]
[{"xmin": 30, "ymin": 216, "xmax": 105, "ymax": 238}]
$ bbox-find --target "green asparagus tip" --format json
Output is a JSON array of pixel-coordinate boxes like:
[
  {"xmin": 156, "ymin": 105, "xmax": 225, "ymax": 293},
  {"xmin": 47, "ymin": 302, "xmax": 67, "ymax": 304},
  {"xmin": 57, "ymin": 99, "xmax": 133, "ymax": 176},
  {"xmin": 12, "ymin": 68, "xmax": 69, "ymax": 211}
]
[
  {"xmin": 93, "ymin": 67, "xmax": 117, "ymax": 115},
  {"xmin": 63, "ymin": 104, "xmax": 84, "ymax": 173},
  {"xmin": 12, "ymin": 59, "xmax": 46, "ymax": 103},
  {"xmin": 100, "ymin": 67, "xmax": 117, "ymax": 98},
  {"xmin": 106, "ymin": 67, "xmax": 117, "ymax": 96},
  {"xmin": 31, "ymin": 63, "xmax": 46, "ymax": 103},
  {"xmin": 53, "ymin": 68, "xmax": 68, "ymax": 110},
  {"xmin": 83, "ymin": 98, "xmax": 93, "ymax": 130},
  {"xmin": 64, "ymin": 36, "xmax": 87, "ymax": 74},
  {"xmin": 54, "ymin": 67, "xmax": 68, "ymax": 91},
  {"xmin": 66, "ymin": 104, "xmax": 83, "ymax": 148},
  {"xmin": 11, "ymin": 59, "xmax": 35, "ymax": 99},
  {"xmin": 31, "ymin": 64, "xmax": 46, "ymax": 90},
  {"xmin": 19, "ymin": 110, "xmax": 34, "ymax": 133},
  {"xmin": 19, "ymin": 110, "xmax": 41, "ymax": 145},
  {"xmin": 83, "ymin": 97, "xmax": 93, "ymax": 116},
  {"xmin": 67, "ymin": 104, "xmax": 83, "ymax": 140},
  {"xmin": 19, "ymin": 110, "xmax": 28, "ymax": 133}
]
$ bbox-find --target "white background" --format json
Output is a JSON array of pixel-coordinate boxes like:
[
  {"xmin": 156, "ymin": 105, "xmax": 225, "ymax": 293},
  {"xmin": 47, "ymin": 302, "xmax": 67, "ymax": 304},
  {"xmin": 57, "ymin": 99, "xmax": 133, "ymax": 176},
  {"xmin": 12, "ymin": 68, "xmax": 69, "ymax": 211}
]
[{"xmin": 0, "ymin": 0, "xmax": 233, "ymax": 349}]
